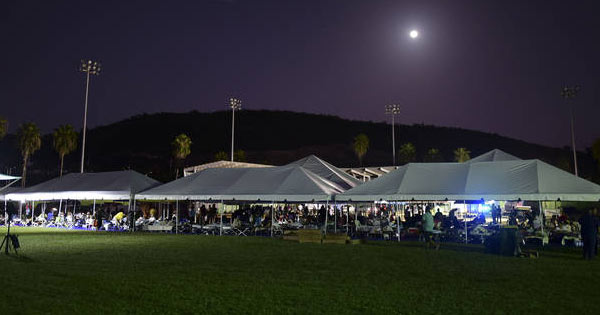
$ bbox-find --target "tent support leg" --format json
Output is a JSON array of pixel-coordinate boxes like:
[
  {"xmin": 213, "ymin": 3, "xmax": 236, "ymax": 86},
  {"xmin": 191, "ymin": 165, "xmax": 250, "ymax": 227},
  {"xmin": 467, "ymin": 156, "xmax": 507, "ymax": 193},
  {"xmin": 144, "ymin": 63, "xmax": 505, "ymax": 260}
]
[
  {"xmin": 132, "ymin": 196, "xmax": 136, "ymax": 232},
  {"xmin": 464, "ymin": 200, "xmax": 468, "ymax": 244},
  {"xmin": 334, "ymin": 201, "xmax": 337, "ymax": 234},
  {"xmin": 539, "ymin": 200, "xmax": 544, "ymax": 246},
  {"xmin": 396, "ymin": 202, "xmax": 401, "ymax": 242},
  {"xmin": 176, "ymin": 200, "xmax": 179, "ymax": 234},
  {"xmin": 220, "ymin": 200, "xmax": 224, "ymax": 236},
  {"xmin": 324, "ymin": 200, "xmax": 329, "ymax": 236},
  {"xmin": 271, "ymin": 201, "xmax": 274, "ymax": 238}
]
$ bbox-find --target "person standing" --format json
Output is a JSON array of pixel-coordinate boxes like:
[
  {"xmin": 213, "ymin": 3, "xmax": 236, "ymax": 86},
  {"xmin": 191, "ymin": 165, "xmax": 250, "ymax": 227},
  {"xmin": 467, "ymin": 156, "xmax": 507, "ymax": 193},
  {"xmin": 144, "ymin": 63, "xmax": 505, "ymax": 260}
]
[
  {"xmin": 579, "ymin": 209, "xmax": 599, "ymax": 260},
  {"xmin": 422, "ymin": 207, "xmax": 435, "ymax": 249}
]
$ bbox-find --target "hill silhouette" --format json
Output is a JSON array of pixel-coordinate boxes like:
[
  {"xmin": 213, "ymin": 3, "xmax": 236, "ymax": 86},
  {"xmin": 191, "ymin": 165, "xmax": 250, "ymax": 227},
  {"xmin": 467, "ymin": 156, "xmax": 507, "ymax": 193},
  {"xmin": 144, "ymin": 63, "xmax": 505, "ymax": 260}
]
[{"xmin": 0, "ymin": 110, "xmax": 597, "ymax": 184}]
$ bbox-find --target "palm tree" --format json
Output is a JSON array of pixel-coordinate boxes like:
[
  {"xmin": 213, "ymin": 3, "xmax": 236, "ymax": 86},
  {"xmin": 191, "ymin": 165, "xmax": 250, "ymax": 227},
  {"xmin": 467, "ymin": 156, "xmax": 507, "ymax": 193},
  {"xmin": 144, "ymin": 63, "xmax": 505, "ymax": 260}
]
[
  {"xmin": 214, "ymin": 151, "xmax": 228, "ymax": 161},
  {"xmin": 18, "ymin": 122, "xmax": 42, "ymax": 187},
  {"xmin": 0, "ymin": 116, "xmax": 7, "ymax": 139},
  {"xmin": 172, "ymin": 133, "xmax": 192, "ymax": 178},
  {"xmin": 234, "ymin": 149, "xmax": 246, "ymax": 162},
  {"xmin": 353, "ymin": 134, "xmax": 369, "ymax": 166},
  {"xmin": 424, "ymin": 148, "xmax": 443, "ymax": 162},
  {"xmin": 53, "ymin": 124, "xmax": 78, "ymax": 176},
  {"xmin": 454, "ymin": 147, "xmax": 471, "ymax": 162},
  {"xmin": 398, "ymin": 143, "xmax": 416, "ymax": 164}
]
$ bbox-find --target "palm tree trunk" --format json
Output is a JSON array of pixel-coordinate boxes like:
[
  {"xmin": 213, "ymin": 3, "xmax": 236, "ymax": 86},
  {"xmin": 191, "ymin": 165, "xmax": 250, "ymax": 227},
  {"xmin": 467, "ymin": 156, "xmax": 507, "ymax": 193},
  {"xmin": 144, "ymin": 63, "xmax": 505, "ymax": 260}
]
[
  {"xmin": 60, "ymin": 154, "xmax": 64, "ymax": 177},
  {"xmin": 22, "ymin": 154, "xmax": 28, "ymax": 187}
]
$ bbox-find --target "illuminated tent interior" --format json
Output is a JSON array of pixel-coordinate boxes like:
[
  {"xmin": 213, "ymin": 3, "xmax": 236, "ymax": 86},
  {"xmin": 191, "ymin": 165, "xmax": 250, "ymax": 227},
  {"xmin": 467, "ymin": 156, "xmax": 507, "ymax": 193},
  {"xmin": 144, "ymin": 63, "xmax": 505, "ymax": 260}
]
[
  {"xmin": 336, "ymin": 159, "xmax": 600, "ymax": 202},
  {"xmin": 5, "ymin": 170, "xmax": 160, "ymax": 201}
]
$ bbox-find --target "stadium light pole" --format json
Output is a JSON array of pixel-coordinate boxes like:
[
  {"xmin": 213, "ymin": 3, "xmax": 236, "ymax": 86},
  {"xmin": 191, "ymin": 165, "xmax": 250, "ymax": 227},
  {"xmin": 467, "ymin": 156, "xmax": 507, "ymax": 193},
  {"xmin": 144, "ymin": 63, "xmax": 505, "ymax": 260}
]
[
  {"xmin": 78, "ymin": 59, "xmax": 101, "ymax": 173},
  {"xmin": 561, "ymin": 86, "xmax": 579, "ymax": 177},
  {"xmin": 229, "ymin": 97, "xmax": 242, "ymax": 162},
  {"xmin": 385, "ymin": 104, "xmax": 401, "ymax": 166}
]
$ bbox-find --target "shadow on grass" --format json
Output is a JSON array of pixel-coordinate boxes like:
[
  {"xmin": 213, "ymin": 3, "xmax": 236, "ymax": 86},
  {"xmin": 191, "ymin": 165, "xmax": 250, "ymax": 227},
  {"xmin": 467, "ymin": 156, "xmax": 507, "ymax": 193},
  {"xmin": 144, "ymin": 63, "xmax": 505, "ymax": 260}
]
[{"xmin": 0, "ymin": 253, "xmax": 35, "ymax": 263}]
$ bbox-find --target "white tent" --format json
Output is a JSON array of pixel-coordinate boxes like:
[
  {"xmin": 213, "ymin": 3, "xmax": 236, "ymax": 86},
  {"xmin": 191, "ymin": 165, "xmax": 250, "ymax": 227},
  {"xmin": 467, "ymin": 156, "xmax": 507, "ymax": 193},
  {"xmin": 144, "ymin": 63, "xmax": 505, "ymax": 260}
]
[
  {"xmin": 286, "ymin": 155, "xmax": 361, "ymax": 190},
  {"xmin": 465, "ymin": 149, "xmax": 521, "ymax": 163},
  {"xmin": 137, "ymin": 165, "xmax": 343, "ymax": 202},
  {"xmin": 337, "ymin": 159, "xmax": 600, "ymax": 202},
  {"xmin": 0, "ymin": 174, "xmax": 21, "ymax": 181},
  {"xmin": 5, "ymin": 170, "xmax": 160, "ymax": 201}
]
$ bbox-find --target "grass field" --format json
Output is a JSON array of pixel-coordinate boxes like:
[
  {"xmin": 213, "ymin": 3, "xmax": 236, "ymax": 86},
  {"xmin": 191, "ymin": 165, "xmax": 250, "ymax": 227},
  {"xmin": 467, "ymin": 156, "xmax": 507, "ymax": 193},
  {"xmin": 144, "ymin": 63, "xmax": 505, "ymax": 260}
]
[{"xmin": 1, "ymin": 227, "xmax": 599, "ymax": 315}]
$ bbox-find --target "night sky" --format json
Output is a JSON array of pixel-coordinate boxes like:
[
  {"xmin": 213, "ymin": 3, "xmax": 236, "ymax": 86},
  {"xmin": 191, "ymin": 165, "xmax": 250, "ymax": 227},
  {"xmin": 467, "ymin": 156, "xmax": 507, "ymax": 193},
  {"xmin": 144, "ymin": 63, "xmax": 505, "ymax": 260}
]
[{"xmin": 2, "ymin": 0, "xmax": 599, "ymax": 148}]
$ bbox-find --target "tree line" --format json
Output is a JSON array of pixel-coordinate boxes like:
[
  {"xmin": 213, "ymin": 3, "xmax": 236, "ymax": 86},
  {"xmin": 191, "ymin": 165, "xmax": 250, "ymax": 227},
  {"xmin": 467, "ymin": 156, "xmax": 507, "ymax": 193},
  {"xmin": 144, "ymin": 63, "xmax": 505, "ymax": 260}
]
[
  {"xmin": 352, "ymin": 132, "xmax": 600, "ymax": 167},
  {"xmin": 2, "ymin": 116, "xmax": 600, "ymax": 185}
]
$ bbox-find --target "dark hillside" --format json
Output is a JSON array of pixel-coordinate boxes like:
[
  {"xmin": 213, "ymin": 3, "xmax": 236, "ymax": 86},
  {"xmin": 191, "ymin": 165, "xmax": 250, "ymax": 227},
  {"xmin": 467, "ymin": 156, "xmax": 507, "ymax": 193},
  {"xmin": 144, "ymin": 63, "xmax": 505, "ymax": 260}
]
[{"xmin": 0, "ymin": 110, "xmax": 597, "ymax": 184}]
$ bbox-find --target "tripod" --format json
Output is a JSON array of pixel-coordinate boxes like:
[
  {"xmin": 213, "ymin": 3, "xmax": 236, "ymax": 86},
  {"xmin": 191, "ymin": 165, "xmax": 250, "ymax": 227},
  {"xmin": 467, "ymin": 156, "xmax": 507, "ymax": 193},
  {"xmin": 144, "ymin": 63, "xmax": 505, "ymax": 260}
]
[{"xmin": 1, "ymin": 219, "xmax": 19, "ymax": 255}]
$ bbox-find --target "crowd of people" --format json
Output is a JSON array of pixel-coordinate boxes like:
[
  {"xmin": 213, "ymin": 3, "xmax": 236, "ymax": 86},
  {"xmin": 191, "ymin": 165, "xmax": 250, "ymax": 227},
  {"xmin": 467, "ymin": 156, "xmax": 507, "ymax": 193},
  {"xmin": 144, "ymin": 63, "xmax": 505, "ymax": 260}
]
[{"xmin": 2, "ymin": 200, "xmax": 599, "ymax": 259}]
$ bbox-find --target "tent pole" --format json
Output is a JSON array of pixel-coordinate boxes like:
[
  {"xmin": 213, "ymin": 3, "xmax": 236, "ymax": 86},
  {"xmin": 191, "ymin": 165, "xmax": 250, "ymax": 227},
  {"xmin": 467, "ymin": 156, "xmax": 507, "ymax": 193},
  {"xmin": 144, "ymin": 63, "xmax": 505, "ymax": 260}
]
[
  {"xmin": 334, "ymin": 201, "xmax": 337, "ymax": 234},
  {"xmin": 464, "ymin": 200, "xmax": 468, "ymax": 244},
  {"xmin": 396, "ymin": 201, "xmax": 401, "ymax": 242},
  {"xmin": 32, "ymin": 201, "xmax": 35, "ymax": 224},
  {"xmin": 58, "ymin": 199, "xmax": 62, "ymax": 217},
  {"xmin": 346, "ymin": 205, "xmax": 349, "ymax": 234},
  {"xmin": 538, "ymin": 200, "xmax": 544, "ymax": 246},
  {"xmin": 92, "ymin": 199, "xmax": 96, "ymax": 217},
  {"xmin": 271, "ymin": 201, "xmax": 274, "ymax": 238},
  {"xmin": 132, "ymin": 196, "xmax": 136, "ymax": 232},
  {"xmin": 176, "ymin": 200, "xmax": 179, "ymax": 234},
  {"xmin": 324, "ymin": 200, "xmax": 329, "ymax": 236},
  {"xmin": 220, "ymin": 200, "xmax": 224, "ymax": 236},
  {"xmin": 4, "ymin": 199, "xmax": 7, "ymax": 226}
]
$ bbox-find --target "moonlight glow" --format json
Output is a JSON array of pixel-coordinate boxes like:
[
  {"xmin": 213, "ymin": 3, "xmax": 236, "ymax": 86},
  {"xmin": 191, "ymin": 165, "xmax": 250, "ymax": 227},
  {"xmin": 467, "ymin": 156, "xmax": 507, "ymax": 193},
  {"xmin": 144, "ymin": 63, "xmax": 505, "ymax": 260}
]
[{"xmin": 409, "ymin": 30, "xmax": 419, "ymax": 39}]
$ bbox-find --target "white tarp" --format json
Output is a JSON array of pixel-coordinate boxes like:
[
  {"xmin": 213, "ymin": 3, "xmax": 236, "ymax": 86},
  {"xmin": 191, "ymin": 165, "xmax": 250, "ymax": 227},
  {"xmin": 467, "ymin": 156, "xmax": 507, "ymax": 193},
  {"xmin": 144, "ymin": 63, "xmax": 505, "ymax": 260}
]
[
  {"xmin": 337, "ymin": 159, "xmax": 600, "ymax": 202},
  {"xmin": 6, "ymin": 170, "xmax": 160, "ymax": 201},
  {"xmin": 0, "ymin": 174, "xmax": 21, "ymax": 181},
  {"xmin": 286, "ymin": 155, "xmax": 361, "ymax": 190},
  {"xmin": 465, "ymin": 149, "xmax": 521, "ymax": 163},
  {"xmin": 137, "ymin": 165, "xmax": 343, "ymax": 202}
]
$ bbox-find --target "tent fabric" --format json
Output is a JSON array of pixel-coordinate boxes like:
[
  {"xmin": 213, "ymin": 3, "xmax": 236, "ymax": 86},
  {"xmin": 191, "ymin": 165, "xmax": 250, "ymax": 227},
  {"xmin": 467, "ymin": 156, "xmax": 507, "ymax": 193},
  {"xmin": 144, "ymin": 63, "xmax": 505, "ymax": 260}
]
[
  {"xmin": 465, "ymin": 149, "xmax": 521, "ymax": 163},
  {"xmin": 137, "ymin": 165, "xmax": 343, "ymax": 202},
  {"xmin": 286, "ymin": 155, "xmax": 361, "ymax": 190},
  {"xmin": 337, "ymin": 159, "xmax": 600, "ymax": 202},
  {"xmin": 6, "ymin": 170, "xmax": 161, "ymax": 201},
  {"xmin": 0, "ymin": 174, "xmax": 21, "ymax": 180}
]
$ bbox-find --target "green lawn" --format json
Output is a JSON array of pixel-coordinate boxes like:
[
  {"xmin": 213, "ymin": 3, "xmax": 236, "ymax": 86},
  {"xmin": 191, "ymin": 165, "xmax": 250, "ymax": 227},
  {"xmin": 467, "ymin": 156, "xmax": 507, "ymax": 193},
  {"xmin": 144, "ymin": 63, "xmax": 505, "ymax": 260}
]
[{"xmin": 1, "ymin": 227, "xmax": 599, "ymax": 314}]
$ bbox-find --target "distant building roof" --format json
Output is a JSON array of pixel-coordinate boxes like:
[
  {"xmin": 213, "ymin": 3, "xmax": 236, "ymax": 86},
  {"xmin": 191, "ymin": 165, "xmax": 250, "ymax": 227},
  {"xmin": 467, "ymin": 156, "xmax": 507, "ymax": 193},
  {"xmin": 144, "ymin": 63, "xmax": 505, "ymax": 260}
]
[
  {"xmin": 183, "ymin": 160, "xmax": 273, "ymax": 176},
  {"xmin": 465, "ymin": 149, "xmax": 521, "ymax": 163}
]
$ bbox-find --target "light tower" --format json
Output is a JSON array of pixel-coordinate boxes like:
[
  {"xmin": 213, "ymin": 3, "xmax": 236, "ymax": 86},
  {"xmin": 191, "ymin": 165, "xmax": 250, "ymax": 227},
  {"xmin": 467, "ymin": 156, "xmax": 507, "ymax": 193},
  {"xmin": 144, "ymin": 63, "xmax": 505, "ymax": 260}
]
[
  {"xmin": 385, "ymin": 104, "xmax": 401, "ymax": 166},
  {"xmin": 561, "ymin": 85, "xmax": 580, "ymax": 176},
  {"xmin": 78, "ymin": 59, "xmax": 101, "ymax": 173},
  {"xmin": 229, "ymin": 97, "xmax": 242, "ymax": 162}
]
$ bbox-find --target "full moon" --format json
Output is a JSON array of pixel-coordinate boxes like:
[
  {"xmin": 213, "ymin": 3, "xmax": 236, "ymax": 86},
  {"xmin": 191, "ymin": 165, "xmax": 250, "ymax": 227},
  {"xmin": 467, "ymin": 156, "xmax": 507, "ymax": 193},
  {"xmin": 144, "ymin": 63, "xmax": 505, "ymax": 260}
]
[{"xmin": 409, "ymin": 30, "xmax": 419, "ymax": 39}]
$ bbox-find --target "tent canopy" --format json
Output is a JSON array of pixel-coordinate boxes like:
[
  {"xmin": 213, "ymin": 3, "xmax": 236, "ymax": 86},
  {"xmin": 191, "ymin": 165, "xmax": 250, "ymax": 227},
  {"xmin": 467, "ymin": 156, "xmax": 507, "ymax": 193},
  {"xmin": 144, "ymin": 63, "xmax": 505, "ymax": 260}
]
[
  {"xmin": 286, "ymin": 155, "xmax": 361, "ymax": 190},
  {"xmin": 6, "ymin": 170, "xmax": 160, "ymax": 201},
  {"xmin": 337, "ymin": 159, "xmax": 600, "ymax": 202},
  {"xmin": 465, "ymin": 149, "xmax": 521, "ymax": 163},
  {"xmin": 0, "ymin": 174, "xmax": 21, "ymax": 181},
  {"xmin": 137, "ymin": 165, "xmax": 343, "ymax": 202}
]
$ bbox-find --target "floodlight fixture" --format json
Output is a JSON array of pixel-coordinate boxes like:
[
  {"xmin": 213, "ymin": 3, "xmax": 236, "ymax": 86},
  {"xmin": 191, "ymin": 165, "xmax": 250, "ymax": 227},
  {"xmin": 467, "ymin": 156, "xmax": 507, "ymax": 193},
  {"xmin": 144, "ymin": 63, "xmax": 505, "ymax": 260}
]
[
  {"xmin": 385, "ymin": 104, "xmax": 401, "ymax": 166},
  {"xmin": 561, "ymin": 85, "xmax": 580, "ymax": 177},
  {"xmin": 229, "ymin": 97, "xmax": 242, "ymax": 162},
  {"xmin": 78, "ymin": 58, "xmax": 102, "ymax": 173}
]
